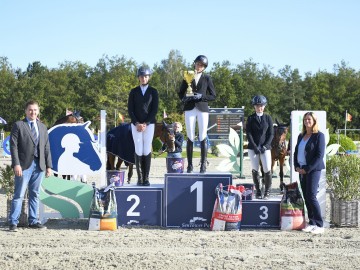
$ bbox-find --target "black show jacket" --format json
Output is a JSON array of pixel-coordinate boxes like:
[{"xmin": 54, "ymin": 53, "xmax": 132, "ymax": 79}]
[
  {"xmin": 178, "ymin": 73, "xmax": 216, "ymax": 112},
  {"xmin": 246, "ymin": 113, "xmax": 274, "ymax": 150},
  {"xmin": 128, "ymin": 85, "xmax": 159, "ymax": 125}
]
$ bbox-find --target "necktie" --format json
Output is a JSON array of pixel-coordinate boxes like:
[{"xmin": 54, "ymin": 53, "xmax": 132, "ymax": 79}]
[{"xmin": 31, "ymin": 122, "xmax": 39, "ymax": 157}]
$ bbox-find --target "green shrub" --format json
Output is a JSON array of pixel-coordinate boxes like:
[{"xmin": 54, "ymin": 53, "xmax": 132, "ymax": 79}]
[
  {"xmin": 0, "ymin": 165, "xmax": 14, "ymax": 198},
  {"xmin": 152, "ymin": 137, "xmax": 163, "ymax": 152},
  {"xmin": 211, "ymin": 145, "xmax": 219, "ymax": 157},
  {"xmin": 329, "ymin": 134, "xmax": 356, "ymax": 151},
  {"xmin": 326, "ymin": 154, "xmax": 360, "ymax": 200}
]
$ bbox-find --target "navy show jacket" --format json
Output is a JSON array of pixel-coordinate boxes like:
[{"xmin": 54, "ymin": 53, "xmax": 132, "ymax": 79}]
[{"xmin": 293, "ymin": 131, "xmax": 325, "ymax": 173}]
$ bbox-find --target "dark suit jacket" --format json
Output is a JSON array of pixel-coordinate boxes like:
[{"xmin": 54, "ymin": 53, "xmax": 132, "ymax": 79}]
[
  {"xmin": 10, "ymin": 119, "xmax": 52, "ymax": 171},
  {"xmin": 128, "ymin": 85, "xmax": 159, "ymax": 125},
  {"xmin": 178, "ymin": 73, "xmax": 216, "ymax": 112},
  {"xmin": 293, "ymin": 131, "xmax": 325, "ymax": 173},
  {"xmin": 246, "ymin": 113, "xmax": 274, "ymax": 150}
]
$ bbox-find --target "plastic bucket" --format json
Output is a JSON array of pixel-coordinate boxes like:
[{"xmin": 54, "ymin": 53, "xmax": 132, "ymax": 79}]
[
  {"xmin": 107, "ymin": 170, "xmax": 125, "ymax": 187},
  {"xmin": 237, "ymin": 183, "xmax": 254, "ymax": 200},
  {"xmin": 166, "ymin": 157, "xmax": 184, "ymax": 173}
]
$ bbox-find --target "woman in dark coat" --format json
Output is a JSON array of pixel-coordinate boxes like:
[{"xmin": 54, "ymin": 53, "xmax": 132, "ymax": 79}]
[{"xmin": 294, "ymin": 112, "xmax": 325, "ymax": 234}]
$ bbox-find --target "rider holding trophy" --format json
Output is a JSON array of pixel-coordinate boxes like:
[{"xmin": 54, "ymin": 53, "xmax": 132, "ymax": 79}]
[{"xmin": 178, "ymin": 55, "xmax": 216, "ymax": 173}]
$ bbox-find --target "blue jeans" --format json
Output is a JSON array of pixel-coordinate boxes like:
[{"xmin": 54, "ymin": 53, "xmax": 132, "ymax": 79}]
[
  {"xmin": 167, "ymin": 152, "xmax": 182, "ymax": 158},
  {"xmin": 9, "ymin": 159, "xmax": 44, "ymax": 225}
]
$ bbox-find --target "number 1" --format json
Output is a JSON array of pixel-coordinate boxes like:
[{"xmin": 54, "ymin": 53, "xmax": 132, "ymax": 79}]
[{"xmin": 190, "ymin": 181, "xmax": 203, "ymax": 212}]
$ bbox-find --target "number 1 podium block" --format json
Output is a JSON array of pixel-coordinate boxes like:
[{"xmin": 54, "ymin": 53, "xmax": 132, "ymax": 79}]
[
  {"xmin": 114, "ymin": 184, "xmax": 164, "ymax": 227},
  {"xmin": 164, "ymin": 173, "xmax": 232, "ymax": 228}
]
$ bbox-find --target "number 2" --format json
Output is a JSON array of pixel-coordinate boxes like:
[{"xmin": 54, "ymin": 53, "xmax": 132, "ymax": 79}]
[{"xmin": 127, "ymin": 194, "xmax": 140, "ymax": 216}]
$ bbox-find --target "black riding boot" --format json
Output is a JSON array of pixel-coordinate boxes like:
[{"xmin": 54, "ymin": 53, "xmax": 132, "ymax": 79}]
[
  {"xmin": 186, "ymin": 139, "xmax": 193, "ymax": 173},
  {"xmin": 135, "ymin": 154, "xmax": 143, "ymax": 186},
  {"xmin": 263, "ymin": 171, "xmax": 272, "ymax": 200},
  {"xmin": 200, "ymin": 139, "xmax": 208, "ymax": 173},
  {"xmin": 142, "ymin": 153, "xmax": 151, "ymax": 186},
  {"xmin": 252, "ymin": 169, "xmax": 262, "ymax": 199}
]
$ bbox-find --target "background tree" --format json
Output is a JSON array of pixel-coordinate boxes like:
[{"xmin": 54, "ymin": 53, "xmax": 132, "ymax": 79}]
[
  {"xmin": 153, "ymin": 50, "xmax": 186, "ymax": 116},
  {"xmin": 210, "ymin": 61, "xmax": 236, "ymax": 108},
  {"xmin": 0, "ymin": 52, "xmax": 359, "ymax": 141}
]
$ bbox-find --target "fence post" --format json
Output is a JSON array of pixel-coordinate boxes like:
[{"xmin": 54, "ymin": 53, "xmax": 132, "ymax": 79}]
[{"xmin": 239, "ymin": 123, "xmax": 245, "ymax": 179}]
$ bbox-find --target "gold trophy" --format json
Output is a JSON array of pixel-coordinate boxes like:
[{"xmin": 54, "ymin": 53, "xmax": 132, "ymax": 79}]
[{"xmin": 183, "ymin": 70, "xmax": 195, "ymax": 97}]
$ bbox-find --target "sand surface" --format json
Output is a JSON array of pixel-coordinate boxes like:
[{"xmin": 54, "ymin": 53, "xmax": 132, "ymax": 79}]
[{"xmin": 1, "ymin": 156, "xmax": 359, "ymax": 270}]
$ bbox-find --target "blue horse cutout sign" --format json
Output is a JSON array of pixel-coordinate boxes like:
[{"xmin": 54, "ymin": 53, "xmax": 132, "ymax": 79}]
[{"xmin": 48, "ymin": 121, "xmax": 103, "ymax": 175}]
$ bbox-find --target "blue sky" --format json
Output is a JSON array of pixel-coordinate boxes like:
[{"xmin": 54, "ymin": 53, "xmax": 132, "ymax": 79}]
[{"xmin": 1, "ymin": 0, "xmax": 359, "ymax": 75}]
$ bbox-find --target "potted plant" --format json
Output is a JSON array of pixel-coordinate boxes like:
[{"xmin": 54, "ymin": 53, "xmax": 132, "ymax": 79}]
[
  {"xmin": 0, "ymin": 165, "xmax": 28, "ymax": 226},
  {"xmin": 0, "ymin": 165, "xmax": 14, "ymax": 198},
  {"xmin": 326, "ymin": 154, "xmax": 360, "ymax": 227}
]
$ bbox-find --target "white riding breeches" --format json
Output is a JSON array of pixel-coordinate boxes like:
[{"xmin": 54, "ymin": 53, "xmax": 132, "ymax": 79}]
[
  {"xmin": 248, "ymin": 149, "xmax": 272, "ymax": 173},
  {"xmin": 131, "ymin": 123, "xmax": 155, "ymax": 156},
  {"xmin": 185, "ymin": 107, "xmax": 209, "ymax": 142}
]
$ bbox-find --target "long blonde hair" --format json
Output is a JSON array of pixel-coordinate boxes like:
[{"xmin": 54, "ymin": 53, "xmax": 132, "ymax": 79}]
[{"xmin": 302, "ymin": 112, "xmax": 319, "ymax": 134}]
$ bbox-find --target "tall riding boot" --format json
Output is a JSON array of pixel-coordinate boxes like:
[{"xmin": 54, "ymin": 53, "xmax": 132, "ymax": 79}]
[
  {"xmin": 252, "ymin": 169, "xmax": 262, "ymax": 199},
  {"xmin": 263, "ymin": 171, "xmax": 272, "ymax": 200},
  {"xmin": 186, "ymin": 139, "xmax": 193, "ymax": 173},
  {"xmin": 200, "ymin": 139, "xmax": 208, "ymax": 173},
  {"xmin": 142, "ymin": 153, "xmax": 151, "ymax": 186},
  {"xmin": 135, "ymin": 154, "xmax": 143, "ymax": 186}
]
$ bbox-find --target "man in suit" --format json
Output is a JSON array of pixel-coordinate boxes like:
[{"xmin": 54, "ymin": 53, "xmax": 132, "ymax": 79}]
[
  {"xmin": 178, "ymin": 55, "xmax": 216, "ymax": 173},
  {"xmin": 9, "ymin": 100, "xmax": 52, "ymax": 232}
]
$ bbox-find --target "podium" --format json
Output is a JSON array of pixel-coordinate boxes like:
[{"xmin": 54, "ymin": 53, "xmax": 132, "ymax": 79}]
[
  {"xmin": 242, "ymin": 197, "xmax": 281, "ymax": 229},
  {"xmin": 164, "ymin": 173, "xmax": 232, "ymax": 228},
  {"xmin": 114, "ymin": 184, "xmax": 164, "ymax": 226},
  {"xmin": 113, "ymin": 174, "xmax": 281, "ymax": 229}
]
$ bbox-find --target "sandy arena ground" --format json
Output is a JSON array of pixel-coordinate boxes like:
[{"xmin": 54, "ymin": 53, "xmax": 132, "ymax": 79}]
[{"xmin": 1, "ymin": 155, "xmax": 359, "ymax": 270}]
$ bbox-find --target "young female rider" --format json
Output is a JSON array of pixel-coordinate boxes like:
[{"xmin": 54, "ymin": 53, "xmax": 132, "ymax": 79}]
[
  {"xmin": 128, "ymin": 66, "xmax": 159, "ymax": 186},
  {"xmin": 178, "ymin": 55, "xmax": 216, "ymax": 173},
  {"xmin": 246, "ymin": 95, "xmax": 274, "ymax": 199}
]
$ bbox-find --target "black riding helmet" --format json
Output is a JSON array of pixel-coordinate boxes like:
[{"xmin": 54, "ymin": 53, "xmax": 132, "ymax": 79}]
[
  {"xmin": 194, "ymin": 55, "xmax": 208, "ymax": 68},
  {"xmin": 251, "ymin": 95, "xmax": 267, "ymax": 106},
  {"xmin": 137, "ymin": 66, "xmax": 152, "ymax": 77}
]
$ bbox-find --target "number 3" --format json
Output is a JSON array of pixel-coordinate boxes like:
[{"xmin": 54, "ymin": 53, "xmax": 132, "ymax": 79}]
[{"xmin": 259, "ymin": 205, "xmax": 268, "ymax": 220}]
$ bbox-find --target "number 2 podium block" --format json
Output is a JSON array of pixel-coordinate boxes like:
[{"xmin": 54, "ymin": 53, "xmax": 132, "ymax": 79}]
[
  {"xmin": 114, "ymin": 184, "xmax": 164, "ymax": 227},
  {"xmin": 164, "ymin": 173, "xmax": 232, "ymax": 228}
]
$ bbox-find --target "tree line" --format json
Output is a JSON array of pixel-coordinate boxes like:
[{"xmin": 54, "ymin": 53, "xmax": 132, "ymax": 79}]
[{"xmin": 0, "ymin": 50, "xmax": 359, "ymax": 139}]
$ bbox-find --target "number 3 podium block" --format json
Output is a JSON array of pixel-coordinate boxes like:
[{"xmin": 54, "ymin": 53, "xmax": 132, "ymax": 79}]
[
  {"xmin": 164, "ymin": 173, "xmax": 232, "ymax": 228},
  {"xmin": 241, "ymin": 198, "xmax": 281, "ymax": 229},
  {"xmin": 114, "ymin": 184, "xmax": 164, "ymax": 227}
]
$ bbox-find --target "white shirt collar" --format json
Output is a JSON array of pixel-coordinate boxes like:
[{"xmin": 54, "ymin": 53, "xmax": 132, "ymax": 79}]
[
  {"xmin": 195, "ymin": 72, "xmax": 202, "ymax": 85},
  {"xmin": 140, "ymin": 84, "xmax": 148, "ymax": 95}
]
